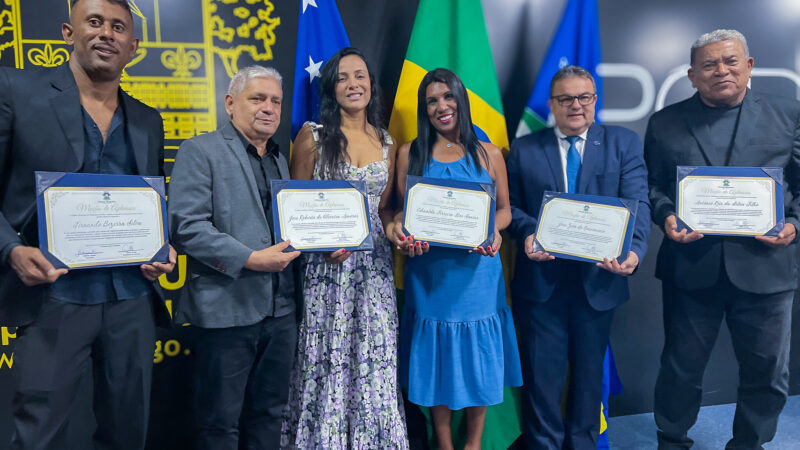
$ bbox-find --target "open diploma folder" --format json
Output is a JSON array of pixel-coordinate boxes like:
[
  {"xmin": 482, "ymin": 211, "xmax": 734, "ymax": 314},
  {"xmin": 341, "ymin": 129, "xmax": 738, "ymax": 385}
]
[
  {"xmin": 36, "ymin": 172, "xmax": 169, "ymax": 270},
  {"xmin": 676, "ymin": 166, "xmax": 784, "ymax": 236},
  {"xmin": 402, "ymin": 175, "xmax": 496, "ymax": 250},
  {"xmin": 270, "ymin": 179, "xmax": 374, "ymax": 252},
  {"xmin": 533, "ymin": 191, "xmax": 637, "ymax": 264}
]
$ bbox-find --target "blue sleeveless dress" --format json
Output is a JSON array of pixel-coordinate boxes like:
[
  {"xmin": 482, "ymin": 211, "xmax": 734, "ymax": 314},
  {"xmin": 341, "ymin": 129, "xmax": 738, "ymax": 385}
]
[{"xmin": 399, "ymin": 155, "xmax": 523, "ymax": 410}]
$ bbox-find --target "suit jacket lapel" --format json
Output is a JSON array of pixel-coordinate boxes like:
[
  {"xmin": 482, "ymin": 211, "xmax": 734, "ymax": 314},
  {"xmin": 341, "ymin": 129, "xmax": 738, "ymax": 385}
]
[
  {"xmin": 542, "ymin": 129, "xmax": 566, "ymax": 192},
  {"xmin": 221, "ymin": 122, "xmax": 269, "ymax": 227},
  {"xmin": 120, "ymin": 92, "xmax": 149, "ymax": 175},
  {"xmin": 727, "ymin": 90, "xmax": 760, "ymax": 165},
  {"xmin": 276, "ymin": 152, "xmax": 290, "ymax": 179},
  {"xmin": 49, "ymin": 65, "xmax": 84, "ymax": 168},
  {"xmin": 578, "ymin": 124, "xmax": 603, "ymax": 193},
  {"xmin": 684, "ymin": 93, "xmax": 723, "ymax": 166}
]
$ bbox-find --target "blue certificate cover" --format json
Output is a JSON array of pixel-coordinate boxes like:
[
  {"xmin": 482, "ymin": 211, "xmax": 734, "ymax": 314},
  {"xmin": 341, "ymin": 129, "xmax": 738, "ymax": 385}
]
[
  {"xmin": 35, "ymin": 171, "xmax": 169, "ymax": 270},
  {"xmin": 533, "ymin": 191, "xmax": 637, "ymax": 264},
  {"xmin": 270, "ymin": 179, "xmax": 374, "ymax": 252},
  {"xmin": 402, "ymin": 175, "xmax": 496, "ymax": 250},
  {"xmin": 676, "ymin": 166, "xmax": 784, "ymax": 236}
]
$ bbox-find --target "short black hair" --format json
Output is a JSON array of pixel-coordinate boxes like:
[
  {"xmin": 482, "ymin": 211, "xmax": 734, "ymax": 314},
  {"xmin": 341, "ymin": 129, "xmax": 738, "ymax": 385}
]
[{"xmin": 70, "ymin": 0, "xmax": 133, "ymax": 15}]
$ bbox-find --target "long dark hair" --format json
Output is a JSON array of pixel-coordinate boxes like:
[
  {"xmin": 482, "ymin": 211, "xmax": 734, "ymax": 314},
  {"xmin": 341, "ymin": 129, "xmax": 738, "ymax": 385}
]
[
  {"xmin": 407, "ymin": 68, "xmax": 488, "ymax": 177},
  {"xmin": 318, "ymin": 47, "xmax": 384, "ymax": 179}
]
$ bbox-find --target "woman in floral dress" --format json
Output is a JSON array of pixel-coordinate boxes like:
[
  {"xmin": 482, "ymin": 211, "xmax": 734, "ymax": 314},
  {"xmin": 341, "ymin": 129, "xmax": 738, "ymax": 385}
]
[{"xmin": 280, "ymin": 47, "xmax": 408, "ymax": 449}]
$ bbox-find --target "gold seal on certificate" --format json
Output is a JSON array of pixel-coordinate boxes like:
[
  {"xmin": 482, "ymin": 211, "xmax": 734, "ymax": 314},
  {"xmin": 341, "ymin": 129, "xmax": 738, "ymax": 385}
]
[
  {"xmin": 534, "ymin": 192, "xmax": 636, "ymax": 263},
  {"xmin": 402, "ymin": 176, "xmax": 496, "ymax": 249},
  {"xmin": 271, "ymin": 180, "xmax": 373, "ymax": 251},
  {"xmin": 36, "ymin": 172, "xmax": 170, "ymax": 270},
  {"xmin": 676, "ymin": 166, "xmax": 782, "ymax": 236}
]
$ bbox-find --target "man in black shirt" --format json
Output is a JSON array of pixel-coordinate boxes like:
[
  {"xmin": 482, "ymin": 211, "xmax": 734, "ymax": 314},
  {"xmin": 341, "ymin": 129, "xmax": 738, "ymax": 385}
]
[
  {"xmin": 0, "ymin": 0, "xmax": 176, "ymax": 448},
  {"xmin": 645, "ymin": 29, "xmax": 800, "ymax": 449},
  {"xmin": 168, "ymin": 66, "xmax": 300, "ymax": 449}
]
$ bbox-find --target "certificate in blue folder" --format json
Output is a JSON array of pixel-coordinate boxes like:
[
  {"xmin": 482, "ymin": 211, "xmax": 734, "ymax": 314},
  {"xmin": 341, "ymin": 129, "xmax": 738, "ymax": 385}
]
[
  {"xmin": 676, "ymin": 166, "xmax": 784, "ymax": 236},
  {"xmin": 402, "ymin": 175, "xmax": 496, "ymax": 250},
  {"xmin": 533, "ymin": 191, "xmax": 637, "ymax": 264},
  {"xmin": 270, "ymin": 179, "xmax": 374, "ymax": 252},
  {"xmin": 35, "ymin": 171, "xmax": 169, "ymax": 270}
]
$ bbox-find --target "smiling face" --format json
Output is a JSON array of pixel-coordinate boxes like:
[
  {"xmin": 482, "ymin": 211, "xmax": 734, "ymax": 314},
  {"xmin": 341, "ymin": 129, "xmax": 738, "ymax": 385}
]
[
  {"xmin": 549, "ymin": 75, "xmax": 596, "ymax": 136},
  {"xmin": 334, "ymin": 54, "xmax": 371, "ymax": 113},
  {"xmin": 688, "ymin": 39, "xmax": 753, "ymax": 107},
  {"xmin": 225, "ymin": 76, "xmax": 282, "ymax": 141},
  {"xmin": 425, "ymin": 81, "xmax": 459, "ymax": 136},
  {"xmin": 62, "ymin": 0, "xmax": 138, "ymax": 81}
]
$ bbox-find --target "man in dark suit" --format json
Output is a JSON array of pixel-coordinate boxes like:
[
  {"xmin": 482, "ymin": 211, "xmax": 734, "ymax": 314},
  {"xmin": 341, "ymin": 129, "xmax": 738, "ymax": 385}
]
[
  {"xmin": 646, "ymin": 29, "xmax": 800, "ymax": 449},
  {"xmin": 508, "ymin": 65, "xmax": 651, "ymax": 449},
  {"xmin": 168, "ymin": 66, "xmax": 301, "ymax": 449},
  {"xmin": 0, "ymin": 0, "xmax": 175, "ymax": 448}
]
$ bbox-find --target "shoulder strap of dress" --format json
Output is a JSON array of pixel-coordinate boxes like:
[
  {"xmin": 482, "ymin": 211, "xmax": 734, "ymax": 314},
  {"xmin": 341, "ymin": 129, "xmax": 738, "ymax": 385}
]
[
  {"xmin": 380, "ymin": 129, "xmax": 393, "ymax": 159},
  {"xmin": 304, "ymin": 121, "xmax": 323, "ymax": 154}
]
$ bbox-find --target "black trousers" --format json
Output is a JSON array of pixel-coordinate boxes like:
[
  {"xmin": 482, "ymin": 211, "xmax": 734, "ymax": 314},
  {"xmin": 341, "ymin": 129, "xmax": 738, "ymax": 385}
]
[
  {"xmin": 193, "ymin": 312, "xmax": 297, "ymax": 450},
  {"xmin": 9, "ymin": 296, "xmax": 155, "ymax": 450},
  {"xmin": 514, "ymin": 278, "xmax": 615, "ymax": 450},
  {"xmin": 654, "ymin": 272, "xmax": 793, "ymax": 450}
]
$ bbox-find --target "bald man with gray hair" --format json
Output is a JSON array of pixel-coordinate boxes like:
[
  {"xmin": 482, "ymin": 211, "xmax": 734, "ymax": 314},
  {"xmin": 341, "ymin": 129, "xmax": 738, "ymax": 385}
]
[
  {"xmin": 168, "ymin": 66, "xmax": 301, "ymax": 449},
  {"xmin": 645, "ymin": 29, "xmax": 800, "ymax": 449}
]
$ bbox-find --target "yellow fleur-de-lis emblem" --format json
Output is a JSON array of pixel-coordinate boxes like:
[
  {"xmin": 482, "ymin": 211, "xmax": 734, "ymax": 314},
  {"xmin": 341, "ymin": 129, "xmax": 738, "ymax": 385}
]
[
  {"xmin": 27, "ymin": 43, "xmax": 69, "ymax": 67},
  {"xmin": 160, "ymin": 46, "xmax": 202, "ymax": 78}
]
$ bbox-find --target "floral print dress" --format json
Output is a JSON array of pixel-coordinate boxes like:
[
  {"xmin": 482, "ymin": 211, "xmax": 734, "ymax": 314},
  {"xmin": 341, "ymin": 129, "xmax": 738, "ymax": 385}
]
[{"xmin": 280, "ymin": 124, "xmax": 408, "ymax": 449}]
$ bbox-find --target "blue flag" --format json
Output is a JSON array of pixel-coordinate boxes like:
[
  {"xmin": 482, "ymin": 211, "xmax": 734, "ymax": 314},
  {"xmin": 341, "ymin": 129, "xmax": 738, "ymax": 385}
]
[
  {"xmin": 291, "ymin": 0, "xmax": 351, "ymax": 140},
  {"xmin": 516, "ymin": 0, "xmax": 603, "ymax": 136}
]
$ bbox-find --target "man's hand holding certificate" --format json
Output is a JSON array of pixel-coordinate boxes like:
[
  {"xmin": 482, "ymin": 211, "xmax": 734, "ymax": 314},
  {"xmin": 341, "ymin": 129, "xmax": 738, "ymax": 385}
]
[
  {"xmin": 270, "ymin": 179, "xmax": 374, "ymax": 252},
  {"xmin": 675, "ymin": 166, "xmax": 785, "ymax": 237},
  {"xmin": 532, "ymin": 192, "xmax": 638, "ymax": 265},
  {"xmin": 36, "ymin": 172, "xmax": 170, "ymax": 270}
]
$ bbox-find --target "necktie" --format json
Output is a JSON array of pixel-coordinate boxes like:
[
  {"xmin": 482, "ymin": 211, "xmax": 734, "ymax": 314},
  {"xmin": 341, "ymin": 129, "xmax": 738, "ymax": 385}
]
[{"xmin": 566, "ymin": 135, "xmax": 581, "ymax": 193}]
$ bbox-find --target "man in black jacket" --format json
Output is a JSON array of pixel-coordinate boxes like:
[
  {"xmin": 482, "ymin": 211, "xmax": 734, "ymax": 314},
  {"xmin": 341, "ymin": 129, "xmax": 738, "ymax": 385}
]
[
  {"xmin": 0, "ymin": 0, "xmax": 175, "ymax": 448},
  {"xmin": 645, "ymin": 29, "xmax": 800, "ymax": 449}
]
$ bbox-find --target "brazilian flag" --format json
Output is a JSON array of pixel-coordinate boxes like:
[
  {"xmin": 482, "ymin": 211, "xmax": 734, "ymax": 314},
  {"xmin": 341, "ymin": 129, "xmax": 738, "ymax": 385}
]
[
  {"xmin": 388, "ymin": 0, "xmax": 508, "ymax": 152},
  {"xmin": 389, "ymin": 1, "xmax": 519, "ymax": 448}
]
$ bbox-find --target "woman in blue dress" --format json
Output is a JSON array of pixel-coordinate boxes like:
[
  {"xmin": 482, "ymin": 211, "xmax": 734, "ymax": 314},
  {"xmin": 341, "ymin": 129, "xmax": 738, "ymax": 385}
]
[{"xmin": 394, "ymin": 68, "xmax": 523, "ymax": 450}]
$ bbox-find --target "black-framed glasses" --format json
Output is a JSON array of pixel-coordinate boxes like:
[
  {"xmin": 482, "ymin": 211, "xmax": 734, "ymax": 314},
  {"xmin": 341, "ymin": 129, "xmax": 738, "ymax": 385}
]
[{"xmin": 550, "ymin": 93, "xmax": 596, "ymax": 106}]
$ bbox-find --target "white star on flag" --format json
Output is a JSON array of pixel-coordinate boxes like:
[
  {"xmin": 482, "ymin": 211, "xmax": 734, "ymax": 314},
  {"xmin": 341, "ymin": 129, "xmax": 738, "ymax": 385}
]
[
  {"xmin": 302, "ymin": 0, "xmax": 317, "ymax": 13},
  {"xmin": 305, "ymin": 56, "xmax": 322, "ymax": 82}
]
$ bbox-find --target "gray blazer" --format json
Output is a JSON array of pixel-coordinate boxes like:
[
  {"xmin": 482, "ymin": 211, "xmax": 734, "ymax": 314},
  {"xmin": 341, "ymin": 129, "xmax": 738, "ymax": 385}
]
[{"xmin": 168, "ymin": 122, "xmax": 293, "ymax": 328}]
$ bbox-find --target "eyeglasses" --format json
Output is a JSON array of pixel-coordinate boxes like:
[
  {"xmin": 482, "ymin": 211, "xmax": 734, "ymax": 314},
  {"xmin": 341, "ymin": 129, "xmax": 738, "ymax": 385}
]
[{"xmin": 550, "ymin": 93, "xmax": 596, "ymax": 106}]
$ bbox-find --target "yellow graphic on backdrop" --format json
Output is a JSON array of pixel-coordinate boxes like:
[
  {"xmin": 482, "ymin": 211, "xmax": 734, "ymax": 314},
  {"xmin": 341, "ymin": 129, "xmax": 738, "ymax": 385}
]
[{"xmin": 210, "ymin": 0, "xmax": 280, "ymax": 77}]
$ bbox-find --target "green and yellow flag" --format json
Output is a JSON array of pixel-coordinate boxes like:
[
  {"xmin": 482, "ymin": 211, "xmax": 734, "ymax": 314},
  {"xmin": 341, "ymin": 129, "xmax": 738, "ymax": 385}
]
[
  {"xmin": 389, "ymin": 1, "xmax": 520, "ymax": 448},
  {"xmin": 388, "ymin": 0, "xmax": 508, "ymax": 152}
]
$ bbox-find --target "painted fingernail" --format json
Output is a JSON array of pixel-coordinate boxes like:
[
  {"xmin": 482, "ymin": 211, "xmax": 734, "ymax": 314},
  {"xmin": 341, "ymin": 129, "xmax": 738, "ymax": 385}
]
[
  {"xmin": 400, "ymin": 236, "xmax": 405, "ymax": 241},
  {"xmin": 416, "ymin": 242, "xmax": 421, "ymax": 247},
  {"xmin": 424, "ymin": 242, "xmax": 429, "ymax": 247}
]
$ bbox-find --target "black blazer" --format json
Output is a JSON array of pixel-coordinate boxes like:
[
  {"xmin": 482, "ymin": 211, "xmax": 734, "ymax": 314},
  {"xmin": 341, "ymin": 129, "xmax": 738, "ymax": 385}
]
[
  {"xmin": 645, "ymin": 91, "xmax": 800, "ymax": 294},
  {"xmin": 0, "ymin": 64, "xmax": 170, "ymax": 327}
]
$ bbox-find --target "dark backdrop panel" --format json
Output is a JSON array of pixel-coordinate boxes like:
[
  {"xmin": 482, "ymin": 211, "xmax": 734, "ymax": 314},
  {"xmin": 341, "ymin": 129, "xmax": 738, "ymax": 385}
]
[{"xmin": 0, "ymin": 1, "xmax": 798, "ymax": 447}]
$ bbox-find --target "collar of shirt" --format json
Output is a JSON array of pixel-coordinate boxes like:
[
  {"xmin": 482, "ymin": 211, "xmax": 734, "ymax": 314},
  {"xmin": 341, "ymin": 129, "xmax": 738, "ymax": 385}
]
[
  {"xmin": 553, "ymin": 126, "xmax": 589, "ymax": 191},
  {"xmin": 232, "ymin": 122, "xmax": 280, "ymax": 159}
]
